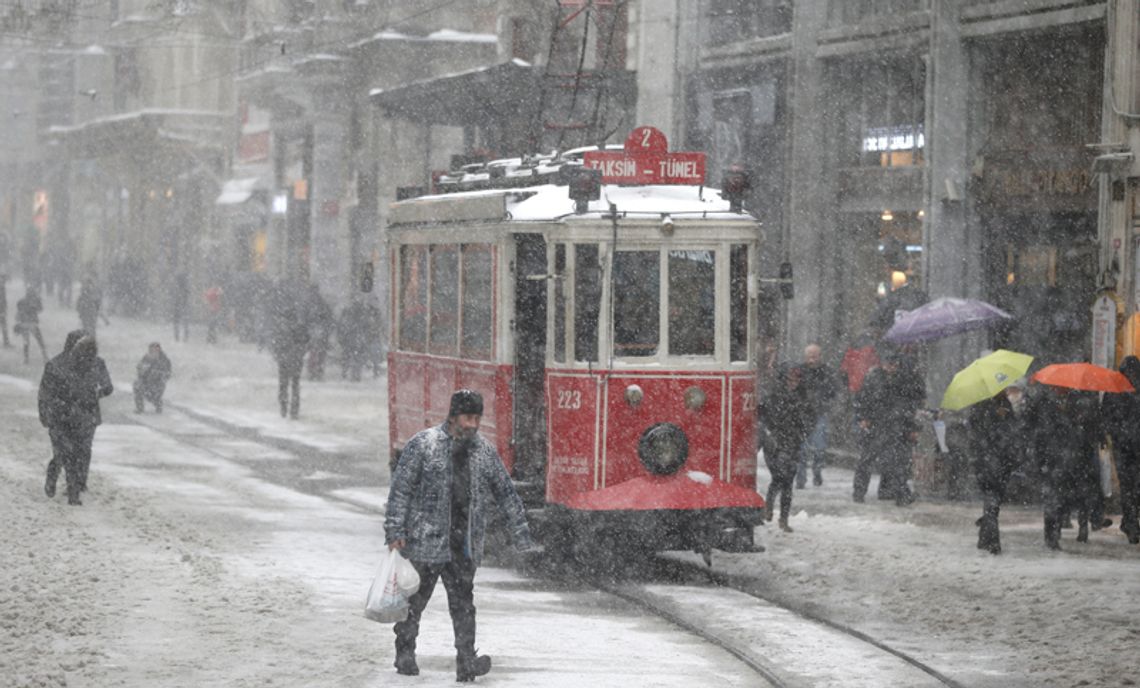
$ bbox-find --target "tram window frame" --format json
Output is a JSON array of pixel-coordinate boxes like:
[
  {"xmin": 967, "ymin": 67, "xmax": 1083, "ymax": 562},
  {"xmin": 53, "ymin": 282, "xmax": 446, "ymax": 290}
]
[
  {"xmin": 428, "ymin": 244, "xmax": 460, "ymax": 356},
  {"xmin": 729, "ymin": 244, "xmax": 749, "ymax": 362},
  {"xmin": 574, "ymin": 243, "xmax": 601, "ymax": 363},
  {"xmin": 612, "ymin": 249, "xmax": 661, "ymax": 358},
  {"xmin": 553, "ymin": 243, "xmax": 567, "ymax": 363},
  {"xmin": 667, "ymin": 249, "xmax": 717, "ymax": 357},
  {"xmin": 398, "ymin": 244, "xmax": 427, "ymax": 353},
  {"xmin": 460, "ymin": 244, "xmax": 494, "ymax": 361}
]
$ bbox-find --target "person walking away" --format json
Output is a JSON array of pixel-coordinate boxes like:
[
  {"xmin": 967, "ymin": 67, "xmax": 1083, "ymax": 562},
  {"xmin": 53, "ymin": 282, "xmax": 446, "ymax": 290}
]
[
  {"xmin": 133, "ymin": 342, "xmax": 172, "ymax": 413},
  {"xmin": 365, "ymin": 297, "xmax": 385, "ymax": 377},
  {"xmin": 76, "ymin": 275, "xmax": 107, "ymax": 335},
  {"xmin": 171, "ymin": 271, "xmax": 190, "ymax": 341},
  {"xmin": 39, "ymin": 330, "xmax": 113, "ymax": 505},
  {"xmin": 305, "ymin": 283, "xmax": 333, "ymax": 380},
  {"xmin": 796, "ymin": 343, "xmax": 840, "ymax": 488},
  {"xmin": 270, "ymin": 281, "xmax": 310, "ymax": 419},
  {"xmin": 337, "ymin": 298, "xmax": 369, "ymax": 381},
  {"xmin": 385, "ymin": 389, "xmax": 535, "ymax": 681},
  {"xmin": 968, "ymin": 386, "xmax": 1022, "ymax": 554},
  {"xmin": 853, "ymin": 347, "xmax": 925, "ymax": 505},
  {"xmin": 204, "ymin": 282, "xmax": 224, "ymax": 344},
  {"xmin": 14, "ymin": 287, "xmax": 47, "ymax": 364},
  {"xmin": 0, "ymin": 229, "xmax": 12, "ymax": 348},
  {"xmin": 1103, "ymin": 356, "xmax": 1140, "ymax": 544},
  {"xmin": 759, "ymin": 363, "xmax": 813, "ymax": 532},
  {"xmin": 1029, "ymin": 388, "xmax": 1102, "ymax": 549}
]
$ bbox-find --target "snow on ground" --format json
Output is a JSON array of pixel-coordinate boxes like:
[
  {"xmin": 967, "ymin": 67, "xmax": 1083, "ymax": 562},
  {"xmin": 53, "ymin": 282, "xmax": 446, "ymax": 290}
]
[{"xmin": 3, "ymin": 287, "xmax": 1139, "ymax": 687}]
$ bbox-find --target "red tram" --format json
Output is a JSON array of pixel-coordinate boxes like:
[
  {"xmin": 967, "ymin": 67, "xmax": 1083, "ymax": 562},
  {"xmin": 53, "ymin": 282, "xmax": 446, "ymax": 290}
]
[{"xmin": 386, "ymin": 127, "xmax": 766, "ymax": 557}]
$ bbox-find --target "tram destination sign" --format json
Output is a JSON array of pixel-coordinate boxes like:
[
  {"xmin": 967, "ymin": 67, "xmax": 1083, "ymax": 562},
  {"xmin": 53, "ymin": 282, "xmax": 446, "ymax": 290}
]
[{"xmin": 584, "ymin": 126, "xmax": 706, "ymax": 185}]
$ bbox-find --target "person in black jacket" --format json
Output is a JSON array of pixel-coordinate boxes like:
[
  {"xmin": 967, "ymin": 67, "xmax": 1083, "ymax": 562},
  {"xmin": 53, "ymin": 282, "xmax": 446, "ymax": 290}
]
[
  {"xmin": 1029, "ymin": 387, "xmax": 1103, "ymax": 549},
  {"xmin": 14, "ymin": 286, "xmax": 47, "ymax": 364},
  {"xmin": 39, "ymin": 330, "xmax": 113, "ymax": 505},
  {"xmin": 853, "ymin": 348, "xmax": 926, "ymax": 505},
  {"xmin": 795, "ymin": 343, "xmax": 840, "ymax": 489},
  {"xmin": 270, "ymin": 280, "xmax": 310, "ymax": 419},
  {"xmin": 133, "ymin": 342, "xmax": 172, "ymax": 413},
  {"xmin": 968, "ymin": 387, "xmax": 1022, "ymax": 554},
  {"xmin": 758, "ymin": 363, "xmax": 814, "ymax": 532},
  {"xmin": 1103, "ymin": 356, "xmax": 1140, "ymax": 544}
]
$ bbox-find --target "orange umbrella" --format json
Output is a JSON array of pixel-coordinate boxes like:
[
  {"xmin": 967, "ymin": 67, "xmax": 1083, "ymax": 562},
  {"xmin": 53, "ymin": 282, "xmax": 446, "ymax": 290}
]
[{"xmin": 1030, "ymin": 363, "xmax": 1135, "ymax": 393}]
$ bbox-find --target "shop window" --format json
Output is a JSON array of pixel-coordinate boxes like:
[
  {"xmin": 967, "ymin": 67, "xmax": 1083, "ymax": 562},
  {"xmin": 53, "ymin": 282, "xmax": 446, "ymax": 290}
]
[
  {"xmin": 729, "ymin": 244, "xmax": 749, "ymax": 362},
  {"xmin": 668, "ymin": 250, "xmax": 716, "ymax": 356},
  {"xmin": 574, "ymin": 244, "xmax": 601, "ymax": 362},
  {"xmin": 429, "ymin": 245, "xmax": 459, "ymax": 356},
  {"xmin": 827, "ymin": 0, "xmax": 929, "ymax": 27},
  {"xmin": 836, "ymin": 57, "xmax": 926, "ymax": 169},
  {"xmin": 613, "ymin": 251, "xmax": 659, "ymax": 357},
  {"xmin": 461, "ymin": 245, "xmax": 493, "ymax": 360},
  {"xmin": 399, "ymin": 245, "xmax": 427, "ymax": 352},
  {"xmin": 708, "ymin": 0, "xmax": 792, "ymax": 42}
]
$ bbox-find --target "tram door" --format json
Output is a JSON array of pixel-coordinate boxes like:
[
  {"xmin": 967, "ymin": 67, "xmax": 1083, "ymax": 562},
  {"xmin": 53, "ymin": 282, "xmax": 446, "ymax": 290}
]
[{"xmin": 512, "ymin": 234, "xmax": 548, "ymax": 500}]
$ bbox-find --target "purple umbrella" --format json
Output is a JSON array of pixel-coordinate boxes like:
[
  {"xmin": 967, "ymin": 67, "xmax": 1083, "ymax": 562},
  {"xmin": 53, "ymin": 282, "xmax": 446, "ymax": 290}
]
[{"xmin": 884, "ymin": 297, "xmax": 1012, "ymax": 344}]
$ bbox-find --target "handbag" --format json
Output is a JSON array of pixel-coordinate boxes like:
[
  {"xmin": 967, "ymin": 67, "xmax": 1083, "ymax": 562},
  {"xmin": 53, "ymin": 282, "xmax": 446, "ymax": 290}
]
[
  {"xmin": 1098, "ymin": 444, "xmax": 1117, "ymax": 498},
  {"xmin": 363, "ymin": 549, "xmax": 420, "ymax": 623}
]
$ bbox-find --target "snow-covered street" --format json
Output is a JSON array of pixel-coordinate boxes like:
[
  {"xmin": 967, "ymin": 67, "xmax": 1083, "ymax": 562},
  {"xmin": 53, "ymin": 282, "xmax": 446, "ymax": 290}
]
[{"xmin": 2, "ymin": 297, "xmax": 1139, "ymax": 687}]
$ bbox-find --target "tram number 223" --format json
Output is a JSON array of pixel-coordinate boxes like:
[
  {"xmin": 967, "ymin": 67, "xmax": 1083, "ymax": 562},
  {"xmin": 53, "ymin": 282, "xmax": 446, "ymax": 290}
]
[
  {"xmin": 556, "ymin": 389, "xmax": 583, "ymax": 410},
  {"xmin": 741, "ymin": 392, "xmax": 758, "ymax": 413}
]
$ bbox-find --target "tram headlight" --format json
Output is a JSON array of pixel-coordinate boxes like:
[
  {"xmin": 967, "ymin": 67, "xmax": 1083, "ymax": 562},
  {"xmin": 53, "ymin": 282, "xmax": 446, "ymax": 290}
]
[
  {"xmin": 637, "ymin": 422, "xmax": 689, "ymax": 476},
  {"xmin": 624, "ymin": 384, "xmax": 644, "ymax": 407},
  {"xmin": 683, "ymin": 386, "xmax": 707, "ymax": 412}
]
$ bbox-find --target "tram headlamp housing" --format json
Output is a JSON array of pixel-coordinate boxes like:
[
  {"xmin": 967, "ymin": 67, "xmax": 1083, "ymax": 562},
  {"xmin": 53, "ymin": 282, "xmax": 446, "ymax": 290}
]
[
  {"xmin": 683, "ymin": 386, "xmax": 707, "ymax": 412},
  {"xmin": 660, "ymin": 214, "xmax": 674, "ymax": 236},
  {"xmin": 720, "ymin": 165, "xmax": 752, "ymax": 214},
  {"xmin": 624, "ymin": 384, "xmax": 644, "ymax": 407},
  {"xmin": 566, "ymin": 167, "xmax": 601, "ymax": 214},
  {"xmin": 638, "ymin": 422, "xmax": 689, "ymax": 476}
]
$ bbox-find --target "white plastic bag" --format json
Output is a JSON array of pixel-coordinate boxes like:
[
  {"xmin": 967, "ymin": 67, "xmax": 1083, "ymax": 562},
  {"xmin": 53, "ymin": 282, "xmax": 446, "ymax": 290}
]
[
  {"xmin": 364, "ymin": 549, "xmax": 419, "ymax": 623},
  {"xmin": 1098, "ymin": 446, "xmax": 1116, "ymax": 498}
]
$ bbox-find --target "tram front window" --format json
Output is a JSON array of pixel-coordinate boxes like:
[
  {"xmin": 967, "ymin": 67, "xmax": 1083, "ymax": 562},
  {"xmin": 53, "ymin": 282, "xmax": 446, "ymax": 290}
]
[
  {"xmin": 668, "ymin": 250, "xmax": 715, "ymax": 356},
  {"xmin": 613, "ymin": 250, "xmax": 660, "ymax": 356}
]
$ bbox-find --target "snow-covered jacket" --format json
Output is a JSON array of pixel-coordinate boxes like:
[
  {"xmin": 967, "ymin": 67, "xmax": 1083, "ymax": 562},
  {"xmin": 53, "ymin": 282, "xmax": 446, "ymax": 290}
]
[{"xmin": 385, "ymin": 424, "xmax": 533, "ymax": 566}]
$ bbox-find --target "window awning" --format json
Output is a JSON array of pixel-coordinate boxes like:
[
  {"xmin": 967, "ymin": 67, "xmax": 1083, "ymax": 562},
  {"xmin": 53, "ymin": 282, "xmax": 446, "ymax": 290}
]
[
  {"xmin": 370, "ymin": 59, "xmax": 543, "ymax": 127},
  {"xmin": 216, "ymin": 177, "xmax": 264, "ymax": 205}
]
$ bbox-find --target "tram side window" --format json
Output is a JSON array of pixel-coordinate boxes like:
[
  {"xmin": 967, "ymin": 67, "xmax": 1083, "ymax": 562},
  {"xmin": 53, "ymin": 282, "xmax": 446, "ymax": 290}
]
[
  {"xmin": 553, "ymin": 244, "xmax": 567, "ymax": 363},
  {"xmin": 461, "ymin": 245, "xmax": 493, "ymax": 360},
  {"xmin": 613, "ymin": 250, "xmax": 659, "ymax": 357},
  {"xmin": 574, "ymin": 244, "xmax": 601, "ymax": 362},
  {"xmin": 429, "ymin": 245, "xmax": 459, "ymax": 356},
  {"xmin": 399, "ymin": 245, "xmax": 427, "ymax": 352},
  {"xmin": 668, "ymin": 250, "xmax": 715, "ymax": 356},
  {"xmin": 730, "ymin": 244, "xmax": 749, "ymax": 362}
]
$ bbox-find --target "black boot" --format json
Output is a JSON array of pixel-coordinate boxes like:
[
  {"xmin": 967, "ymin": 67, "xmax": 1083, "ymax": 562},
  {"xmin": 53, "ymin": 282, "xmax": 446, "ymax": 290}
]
[
  {"xmin": 394, "ymin": 649, "xmax": 419, "ymax": 676},
  {"xmin": 456, "ymin": 652, "xmax": 491, "ymax": 682},
  {"xmin": 44, "ymin": 469, "xmax": 57, "ymax": 498},
  {"xmin": 1044, "ymin": 516, "xmax": 1062, "ymax": 551},
  {"xmin": 1076, "ymin": 522, "xmax": 1089, "ymax": 543},
  {"xmin": 977, "ymin": 516, "xmax": 1001, "ymax": 555}
]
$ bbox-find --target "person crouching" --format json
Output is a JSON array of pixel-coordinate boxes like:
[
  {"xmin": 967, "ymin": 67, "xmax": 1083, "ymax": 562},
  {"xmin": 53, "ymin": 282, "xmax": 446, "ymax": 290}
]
[{"xmin": 133, "ymin": 342, "xmax": 172, "ymax": 413}]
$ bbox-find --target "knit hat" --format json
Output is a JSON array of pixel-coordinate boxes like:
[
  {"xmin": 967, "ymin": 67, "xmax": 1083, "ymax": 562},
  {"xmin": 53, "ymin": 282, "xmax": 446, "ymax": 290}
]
[{"xmin": 449, "ymin": 389, "xmax": 484, "ymax": 417}]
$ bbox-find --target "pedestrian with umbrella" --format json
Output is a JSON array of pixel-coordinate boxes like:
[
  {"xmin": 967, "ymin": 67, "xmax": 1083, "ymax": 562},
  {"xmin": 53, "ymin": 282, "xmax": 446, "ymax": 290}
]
[
  {"xmin": 853, "ymin": 346, "xmax": 926, "ymax": 505},
  {"xmin": 1028, "ymin": 363, "xmax": 1130, "ymax": 548},
  {"xmin": 1100, "ymin": 356, "xmax": 1140, "ymax": 545},
  {"xmin": 884, "ymin": 297, "xmax": 1012, "ymax": 345},
  {"xmin": 943, "ymin": 349, "xmax": 1034, "ymax": 554}
]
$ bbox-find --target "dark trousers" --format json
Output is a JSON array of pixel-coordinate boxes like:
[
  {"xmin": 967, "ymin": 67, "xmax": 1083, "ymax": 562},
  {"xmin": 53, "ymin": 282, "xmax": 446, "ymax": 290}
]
[
  {"xmin": 765, "ymin": 450, "xmax": 797, "ymax": 522},
  {"xmin": 393, "ymin": 556, "xmax": 477, "ymax": 657},
  {"xmin": 1118, "ymin": 448, "xmax": 1140, "ymax": 538},
  {"xmin": 976, "ymin": 460, "xmax": 1014, "ymax": 552},
  {"xmin": 854, "ymin": 432, "xmax": 913, "ymax": 503},
  {"xmin": 46, "ymin": 426, "xmax": 95, "ymax": 501},
  {"xmin": 134, "ymin": 381, "xmax": 166, "ymax": 412},
  {"xmin": 277, "ymin": 361, "xmax": 301, "ymax": 418}
]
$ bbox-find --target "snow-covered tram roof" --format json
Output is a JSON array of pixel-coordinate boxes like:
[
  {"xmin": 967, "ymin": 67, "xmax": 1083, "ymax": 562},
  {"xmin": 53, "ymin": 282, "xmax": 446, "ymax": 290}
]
[{"xmin": 387, "ymin": 183, "xmax": 758, "ymax": 227}]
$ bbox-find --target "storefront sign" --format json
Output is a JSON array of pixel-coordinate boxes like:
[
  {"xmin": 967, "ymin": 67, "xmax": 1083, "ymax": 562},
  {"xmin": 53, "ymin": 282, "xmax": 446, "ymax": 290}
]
[
  {"xmin": 1092, "ymin": 294, "xmax": 1117, "ymax": 368},
  {"xmin": 584, "ymin": 126, "xmax": 705, "ymax": 185}
]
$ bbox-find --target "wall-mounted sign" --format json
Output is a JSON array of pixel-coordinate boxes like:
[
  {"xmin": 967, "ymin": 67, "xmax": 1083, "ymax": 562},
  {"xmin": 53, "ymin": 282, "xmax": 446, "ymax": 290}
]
[
  {"xmin": 1091, "ymin": 293, "xmax": 1118, "ymax": 368},
  {"xmin": 583, "ymin": 126, "xmax": 706, "ymax": 185}
]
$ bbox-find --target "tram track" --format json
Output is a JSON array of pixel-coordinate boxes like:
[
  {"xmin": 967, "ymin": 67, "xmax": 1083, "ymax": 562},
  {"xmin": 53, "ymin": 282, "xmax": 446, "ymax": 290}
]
[{"xmin": 128, "ymin": 404, "xmax": 962, "ymax": 687}]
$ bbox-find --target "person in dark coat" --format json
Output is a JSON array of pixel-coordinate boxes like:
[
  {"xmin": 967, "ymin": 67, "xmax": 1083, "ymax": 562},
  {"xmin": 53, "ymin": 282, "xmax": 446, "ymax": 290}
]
[
  {"xmin": 759, "ymin": 363, "xmax": 814, "ymax": 532},
  {"xmin": 171, "ymin": 271, "xmax": 190, "ymax": 342},
  {"xmin": 133, "ymin": 342, "xmax": 173, "ymax": 413},
  {"xmin": 1102, "ymin": 356, "xmax": 1140, "ymax": 544},
  {"xmin": 337, "ymin": 297, "xmax": 370, "ymax": 382},
  {"xmin": 968, "ymin": 387, "xmax": 1023, "ymax": 554},
  {"xmin": 270, "ymin": 280, "xmax": 310, "ymax": 419},
  {"xmin": 76, "ymin": 275, "xmax": 106, "ymax": 334},
  {"xmin": 385, "ymin": 390, "xmax": 534, "ymax": 681},
  {"xmin": 853, "ymin": 347, "xmax": 925, "ymax": 505},
  {"xmin": 15, "ymin": 286, "xmax": 47, "ymax": 364},
  {"xmin": 305, "ymin": 284, "xmax": 334, "ymax": 381},
  {"xmin": 39, "ymin": 330, "xmax": 113, "ymax": 505},
  {"xmin": 1029, "ymin": 387, "xmax": 1104, "ymax": 549},
  {"xmin": 796, "ymin": 343, "xmax": 840, "ymax": 488}
]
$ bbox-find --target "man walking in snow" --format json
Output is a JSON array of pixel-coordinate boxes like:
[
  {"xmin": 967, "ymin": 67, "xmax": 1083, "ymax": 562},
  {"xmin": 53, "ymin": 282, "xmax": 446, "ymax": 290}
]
[
  {"xmin": 39, "ymin": 330, "xmax": 113, "ymax": 505},
  {"xmin": 853, "ymin": 347, "xmax": 925, "ymax": 505},
  {"xmin": 133, "ymin": 342, "xmax": 172, "ymax": 413},
  {"xmin": 384, "ymin": 389, "xmax": 534, "ymax": 682},
  {"xmin": 795, "ymin": 343, "xmax": 840, "ymax": 488}
]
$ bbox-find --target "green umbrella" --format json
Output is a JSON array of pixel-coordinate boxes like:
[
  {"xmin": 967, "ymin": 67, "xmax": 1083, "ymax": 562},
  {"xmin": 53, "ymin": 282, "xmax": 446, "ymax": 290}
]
[{"xmin": 941, "ymin": 349, "xmax": 1034, "ymax": 411}]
